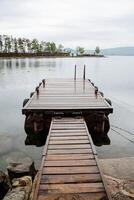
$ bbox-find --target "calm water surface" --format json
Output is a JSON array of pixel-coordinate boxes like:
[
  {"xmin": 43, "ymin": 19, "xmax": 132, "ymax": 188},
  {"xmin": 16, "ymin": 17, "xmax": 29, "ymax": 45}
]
[{"xmin": 0, "ymin": 56, "xmax": 134, "ymax": 170}]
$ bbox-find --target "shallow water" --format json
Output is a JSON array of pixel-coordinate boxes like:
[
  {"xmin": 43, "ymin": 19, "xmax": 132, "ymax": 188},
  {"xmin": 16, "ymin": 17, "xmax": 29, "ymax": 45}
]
[{"xmin": 0, "ymin": 56, "xmax": 134, "ymax": 170}]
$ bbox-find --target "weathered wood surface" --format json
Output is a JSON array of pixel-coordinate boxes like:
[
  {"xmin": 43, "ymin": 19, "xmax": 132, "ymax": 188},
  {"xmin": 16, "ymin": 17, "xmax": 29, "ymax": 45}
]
[
  {"xmin": 32, "ymin": 117, "xmax": 111, "ymax": 200},
  {"xmin": 22, "ymin": 79, "xmax": 113, "ymax": 114}
]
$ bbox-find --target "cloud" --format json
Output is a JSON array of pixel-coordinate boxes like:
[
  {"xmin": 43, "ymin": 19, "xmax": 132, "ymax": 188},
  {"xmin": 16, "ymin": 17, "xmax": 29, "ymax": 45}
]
[{"xmin": 0, "ymin": 0, "xmax": 134, "ymax": 48}]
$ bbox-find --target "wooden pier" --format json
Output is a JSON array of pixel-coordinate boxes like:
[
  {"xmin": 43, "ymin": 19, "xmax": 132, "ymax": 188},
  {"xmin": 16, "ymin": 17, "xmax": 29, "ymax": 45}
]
[
  {"xmin": 22, "ymin": 77, "xmax": 113, "ymax": 199},
  {"xmin": 22, "ymin": 78, "xmax": 113, "ymax": 145},
  {"xmin": 22, "ymin": 79, "xmax": 113, "ymax": 115},
  {"xmin": 32, "ymin": 117, "xmax": 111, "ymax": 200}
]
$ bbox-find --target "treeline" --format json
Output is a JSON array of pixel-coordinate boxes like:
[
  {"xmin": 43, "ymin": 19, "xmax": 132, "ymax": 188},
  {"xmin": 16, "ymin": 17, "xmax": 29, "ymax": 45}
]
[
  {"xmin": 0, "ymin": 35, "xmax": 69, "ymax": 56},
  {"xmin": 0, "ymin": 35, "xmax": 102, "ymax": 57}
]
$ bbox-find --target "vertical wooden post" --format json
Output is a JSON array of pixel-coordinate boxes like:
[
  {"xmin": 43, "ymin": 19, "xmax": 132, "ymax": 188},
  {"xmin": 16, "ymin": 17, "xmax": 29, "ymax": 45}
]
[
  {"xmin": 42, "ymin": 79, "xmax": 45, "ymax": 88},
  {"xmin": 36, "ymin": 86, "xmax": 39, "ymax": 98},
  {"xmin": 83, "ymin": 65, "xmax": 86, "ymax": 80},
  {"xmin": 95, "ymin": 86, "xmax": 98, "ymax": 98},
  {"xmin": 74, "ymin": 65, "xmax": 76, "ymax": 80}
]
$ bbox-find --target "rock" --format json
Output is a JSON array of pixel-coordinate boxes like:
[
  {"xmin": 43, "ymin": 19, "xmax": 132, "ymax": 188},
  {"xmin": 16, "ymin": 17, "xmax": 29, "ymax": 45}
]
[
  {"xmin": 0, "ymin": 135, "xmax": 12, "ymax": 155},
  {"xmin": 7, "ymin": 158, "xmax": 37, "ymax": 181},
  {"xmin": 0, "ymin": 171, "xmax": 10, "ymax": 200},
  {"xmin": 3, "ymin": 176, "xmax": 32, "ymax": 200},
  {"xmin": 105, "ymin": 175, "xmax": 134, "ymax": 200}
]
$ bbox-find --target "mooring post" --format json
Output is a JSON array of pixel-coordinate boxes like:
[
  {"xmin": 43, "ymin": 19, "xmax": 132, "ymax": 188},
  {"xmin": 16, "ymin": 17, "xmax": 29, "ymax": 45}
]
[
  {"xmin": 83, "ymin": 65, "xmax": 86, "ymax": 80},
  {"xmin": 95, "ymin": 86, "xmax": 98, "ymax": 98},
  {"xmin": 74, "ymin": 65, "xmax": 76, "ymax": 80},
  {"xmin": 36, "ymin": 86, "xmax": 39, "ymax": 97},
  {"xmin": 42, "ymin": 79, "xmax": 45, "ymax": 88}
]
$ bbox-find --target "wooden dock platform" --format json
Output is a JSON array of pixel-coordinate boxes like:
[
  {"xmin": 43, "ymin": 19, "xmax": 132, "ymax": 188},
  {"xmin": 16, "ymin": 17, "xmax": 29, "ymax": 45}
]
[
  {"xmin": 32, "ymin": 117, "xmax": 111, "ymax": 200},
  {"xmin": 22, "ymin": 79, "xmax": 113, "ymax": 115}
]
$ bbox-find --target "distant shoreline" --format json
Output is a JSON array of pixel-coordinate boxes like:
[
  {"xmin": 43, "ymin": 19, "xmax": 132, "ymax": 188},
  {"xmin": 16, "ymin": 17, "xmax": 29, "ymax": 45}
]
[{"xmin": 0, "ymin": 53, "xmax": 104, "ymax": 58}]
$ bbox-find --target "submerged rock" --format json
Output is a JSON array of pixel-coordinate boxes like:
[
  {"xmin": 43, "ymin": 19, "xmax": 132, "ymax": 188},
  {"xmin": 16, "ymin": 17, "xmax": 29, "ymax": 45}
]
[
  {"xmin": 7, "ymin": 157, "xmax": 37, "ymax": 181},
  {"xmin": 3, "ymin": 176, "xmax": 32, "ymax": 200},
  {"xmin": 0, "ymin": 171, "xmax": 10, "ymax": 200}
]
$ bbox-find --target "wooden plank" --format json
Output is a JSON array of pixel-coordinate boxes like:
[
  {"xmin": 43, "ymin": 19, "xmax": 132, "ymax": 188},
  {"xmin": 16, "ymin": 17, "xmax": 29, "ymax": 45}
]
[
  {"xmin": 51, "ymin": 133, "xmax": 87, "ymax": 136},
  {"xmin": 41, "ymin": 173, "xmax": 102, "ymax": 184},
  {"xmin": 51, "ymin": 130, "xmax": 87, "ymax": 133},
  {"xmin": 48, "ymin": 144, "xmax": 91, "ymax": 149},
  {"xmin": 51, "ymin": 127, "xmax": 86, "ymax": 130},
  {"xmin": 44, "ymin": 160, "xmax": 97, "ymax": 167},
  {"xmin": 39, "ymin": 183, "xmax": 104, "ymax": 193},
  {"xmin": 47, "ymin": 149, "xmax": 92, "ymax": 155},
  {"xmin": 43, "ymin": 166, "xmax": 99, "ymax": 174},
  {"xmin": 50, "ymin": 136, "xmax": 88, "ymax": 140},
  {"xmin": 38, "ymin": 192, "xmax": 107, "ymax": 200},
  {"xmin": 45, "ymin": 154, "xmax": 95, "ymax": 160},
  {"xmin": 49, "ymin": 140, "xmax": 90, "ymax": 145}
]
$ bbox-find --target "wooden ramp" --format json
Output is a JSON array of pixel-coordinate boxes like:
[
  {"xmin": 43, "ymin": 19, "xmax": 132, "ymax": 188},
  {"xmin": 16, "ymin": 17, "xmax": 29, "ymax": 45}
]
[{"xmin": 32, "ymin": 117, "xmax": 111, "ymax": 200}]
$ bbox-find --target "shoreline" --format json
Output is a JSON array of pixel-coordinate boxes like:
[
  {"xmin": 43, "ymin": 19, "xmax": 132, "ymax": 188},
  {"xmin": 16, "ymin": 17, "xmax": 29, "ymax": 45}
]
[{"xmin": 0, "ymin": 53, "xmax": 104, "ymax": 59}]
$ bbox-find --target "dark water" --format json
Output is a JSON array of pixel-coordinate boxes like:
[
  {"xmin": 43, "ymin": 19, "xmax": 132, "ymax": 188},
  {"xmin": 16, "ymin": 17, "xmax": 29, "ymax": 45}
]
[{"xmin": 0, "ymin": 56, "xmax": 134, "ymax": 171}]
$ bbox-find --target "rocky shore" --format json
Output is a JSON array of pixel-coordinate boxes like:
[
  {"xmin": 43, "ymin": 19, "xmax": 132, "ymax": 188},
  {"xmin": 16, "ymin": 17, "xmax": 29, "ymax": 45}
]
[
  {"xmin": 0, "ymin": 158, "xmax": 36, "ymax": 200},
  {"xmin": 99, "ymin": 157, "xmax": 134, "ymax": 200},
  {"xmin": 0, "ymin": 157, "xmax": 134, "ymax": 200}
]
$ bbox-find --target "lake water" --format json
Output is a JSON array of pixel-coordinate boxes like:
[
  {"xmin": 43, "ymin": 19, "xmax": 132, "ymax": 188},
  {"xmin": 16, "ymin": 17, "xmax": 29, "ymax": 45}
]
[{"xmin": 0, "ymin": 56, "xmax": 134, "ymax": 171}]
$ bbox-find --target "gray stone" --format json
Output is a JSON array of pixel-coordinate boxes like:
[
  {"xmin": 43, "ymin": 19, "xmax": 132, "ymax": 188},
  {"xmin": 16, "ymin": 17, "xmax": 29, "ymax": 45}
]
[
  {"xmin": 7, "ymin": 157, "xmax": 37, "ymax": 181},
  {"xmin": 3, "ymin": 176, "xmax": 32, "ymax": 200}
]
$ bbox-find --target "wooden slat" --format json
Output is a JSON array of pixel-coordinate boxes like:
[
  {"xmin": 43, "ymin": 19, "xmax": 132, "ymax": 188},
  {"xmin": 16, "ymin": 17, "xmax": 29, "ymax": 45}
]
[
  {"xmin": 44, "ymin": 160, "xmax": 96, "ymax": 167},
  {"xmin": 47, "ymin": 149, "xmax": 92, "ymax": 155},
  {"xmin": 43, "ymin": 166, "xmax": 99, "ymax": 174},
  {"xmin": 51, "ymin": 132, "xmax": 87, "ymax": 136},
  {"xmin": 45, "ymin": 154, "xmax": 95, "ymax": 160},
  {"xmin": 51, "ymin": 130, "xmax": 87, "ymax": 133},
  {"xmin": 48, "ymin": 144, "xmax": 91, "ymax": 149},
  {"xmin": 38, "ymin": 192, "xmax": 107, "ymax": 200},
  {"xmin": 39, "ymin": 183, "xmax": 104, "ymax": 193},
  {"xmin": 50, "ymin": 136, "xmax": 88, "ymax": 140},
  {"xmin": 41, "ymin": 173, "xmax": 102, "ymax": 184},
  {"xmin": 49, "ymin": 140, "xmax": 90, "ymax": 145}
]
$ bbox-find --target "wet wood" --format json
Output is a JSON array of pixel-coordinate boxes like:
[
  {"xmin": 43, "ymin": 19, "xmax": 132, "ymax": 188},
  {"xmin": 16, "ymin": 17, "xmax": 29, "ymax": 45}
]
[
  {"xmin": 41, "ymin": 173, "xmax": 102, "ymax": 184},
  {"xmin": 48, "ymin": 144, "xmax": 91, "ymax": 149},
  {"xmin": 47, "ymin": 149, "xmax": 93, "ymax": 155},
  {"xmin": 39, "ymin": 182, "xmax": 105, "ymax": 193},
  {"xmin": 44, "ymin": 159, "xmax": 97, "ymax": 167},
  {"xmin": 46, "ymin": 154, "xmax": 95, "ymax": 160},
  {"xmin": 37, "ymin": 192, "xmax": 107, "ymax": 200}
]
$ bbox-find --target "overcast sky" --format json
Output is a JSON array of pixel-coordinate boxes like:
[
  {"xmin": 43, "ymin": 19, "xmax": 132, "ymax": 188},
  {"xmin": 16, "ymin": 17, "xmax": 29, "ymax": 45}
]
[{"xmin": 0, "ymin": 0, "xmax": 134, "ymax": 49}]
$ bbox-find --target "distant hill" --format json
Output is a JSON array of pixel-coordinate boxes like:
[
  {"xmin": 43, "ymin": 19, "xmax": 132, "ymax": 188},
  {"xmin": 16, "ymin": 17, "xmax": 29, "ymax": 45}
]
[
  {"xmin": 101, "ymin": 47, "xmax": 134, "ymax": 56},
  {"xmin": 65, "ymin": 47, "xmax": 134, "ymax": 56}
]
